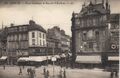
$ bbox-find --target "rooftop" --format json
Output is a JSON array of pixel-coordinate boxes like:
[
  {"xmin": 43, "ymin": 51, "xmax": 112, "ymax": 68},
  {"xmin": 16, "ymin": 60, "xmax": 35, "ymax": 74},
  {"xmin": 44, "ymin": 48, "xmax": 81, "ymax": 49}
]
[
  {"xmin": 7, "ymin": 20, "xmax": 46, "ymax": 34},
  {"xmin": 79, "ymin": 1, "xmax": 110, "ymax": 17}
]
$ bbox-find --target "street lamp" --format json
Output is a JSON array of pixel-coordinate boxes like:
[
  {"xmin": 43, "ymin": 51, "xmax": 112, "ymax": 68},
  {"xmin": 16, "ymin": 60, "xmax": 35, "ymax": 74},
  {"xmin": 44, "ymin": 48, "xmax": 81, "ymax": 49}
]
[{"xmin": 51, "ymin": 47, "xmax": 57, "ymax": 78}]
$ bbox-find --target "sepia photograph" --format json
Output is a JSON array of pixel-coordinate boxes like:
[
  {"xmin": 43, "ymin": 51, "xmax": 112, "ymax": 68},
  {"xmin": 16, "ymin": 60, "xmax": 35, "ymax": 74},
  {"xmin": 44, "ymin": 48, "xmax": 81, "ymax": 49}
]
[{"xmin": 0, "ymin": 0, "xmax": 119, "ymax": 78}]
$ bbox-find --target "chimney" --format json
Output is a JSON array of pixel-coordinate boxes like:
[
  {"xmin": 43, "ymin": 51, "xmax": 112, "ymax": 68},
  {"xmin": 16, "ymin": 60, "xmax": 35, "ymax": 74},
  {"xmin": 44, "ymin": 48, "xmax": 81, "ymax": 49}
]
[
  {"xmin": 10, "ymin": 23, "xmax": 14, "ymax": 27},
  {"xmin": 29, "ymin": 20, "xmax": 35, "ymax": 26}
]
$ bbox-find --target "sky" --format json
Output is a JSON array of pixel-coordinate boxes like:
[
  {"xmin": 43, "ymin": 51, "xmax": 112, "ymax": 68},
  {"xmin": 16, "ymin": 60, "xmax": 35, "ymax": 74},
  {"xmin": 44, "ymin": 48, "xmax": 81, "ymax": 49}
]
[{"xmin": 0, "ymin": 0, "xmax": 120, "ymax": 36}]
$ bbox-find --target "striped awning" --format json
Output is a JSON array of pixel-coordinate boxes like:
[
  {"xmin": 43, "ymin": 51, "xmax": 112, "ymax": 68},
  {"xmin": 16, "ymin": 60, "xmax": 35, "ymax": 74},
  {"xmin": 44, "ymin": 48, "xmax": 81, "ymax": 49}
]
[{"xmin": 76, "ymin": 55, "xmax": 101, "ymax": 64}]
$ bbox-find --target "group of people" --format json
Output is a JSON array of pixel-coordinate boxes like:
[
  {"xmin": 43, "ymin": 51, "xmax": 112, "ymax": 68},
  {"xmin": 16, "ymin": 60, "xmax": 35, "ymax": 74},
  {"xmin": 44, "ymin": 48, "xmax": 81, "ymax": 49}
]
[
  {"xmin": 43, "ymin": 67, "xmax": 49, "ymax": 78},
  {"xmin": 110, "ymin": 70, "xmax": 118, "ymax": 78},
  {"xmin": 58, "ymin": 68, "xmax": 66, "ymax": 78},
  {"xmin": 27, "ymin": 68, "xmax": 36, "ymax": 78}
]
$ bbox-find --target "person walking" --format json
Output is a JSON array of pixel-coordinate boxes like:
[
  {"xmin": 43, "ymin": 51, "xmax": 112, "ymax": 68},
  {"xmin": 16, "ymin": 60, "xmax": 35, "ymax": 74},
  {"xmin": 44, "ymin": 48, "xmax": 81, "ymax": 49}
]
[
  {"xmin": 59, "ymin": 69, "xmax": 63, "ymax": 78},
  {"xmin": 110, "ymin": 70, "xmax": 114, "ymax": 78},
  {"xmin": 115, "ymin": 70, "xmax": 118, "ymax": 77},
  {"xmin": 46, "ymin": 70, "xmax": 49, "ymax": 78},
  {"xmin": 18, "ymin": 67, "xmax": 22, "ymax": 75},
  {"xmin": 33, "ymin": 68, "xmax": 36, "ymax": 77},
  {"xmin": 43, "ymin": 67, "xmax": 46, "ymax": 75},
  {"xmin": 30, "ymin": 70, "xmax": 34, "ymax": 78},
  {"xmin": 3, "ymin": 64, "xmax": 5, "ymax": 70},
  {"xmin": 27, "ymin": 68, "xmax": 30, "ymax": 75},
  {"xmin": 63, "ymin": 69, "xmax": 66, "ymax": 78}
]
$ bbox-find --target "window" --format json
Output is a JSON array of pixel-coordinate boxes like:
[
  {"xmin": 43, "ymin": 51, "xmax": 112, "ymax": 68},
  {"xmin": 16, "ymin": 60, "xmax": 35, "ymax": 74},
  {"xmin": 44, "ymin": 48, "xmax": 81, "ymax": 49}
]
[
  {"xmin": 32, "ymin": 32, "xmax": 35, "ymax": 38},
  {"xmin": 43, "ymin": 40, "xmax": 45, "ymax": 46},
  {"xmin": 83, "ymin": 31, "xmax": 87, "ymax": 40},
  {"xmin": 32, "ymin": 39, "xmax": 35, "ymax": 45},
  {"xmin": 43, "ymin": 34, "xmax": 44, "ymax": 39},
  {"xmin": 89, "ymin": 42, "xmax": 93, "ymax": 48},
  {"xmin": 39, "ymin": 33, "xmax": 41, "ymax": 38},
  {"xmin": 40, "ymin": 40, "xmax": 41, "ymax": 46},
  {"xmin": 93, "ymin": 18, "xmax": 96, "ymax": 26},
  {"xmin": 95, "ymin": 31, "xmax": 99, "ymax": 40}
]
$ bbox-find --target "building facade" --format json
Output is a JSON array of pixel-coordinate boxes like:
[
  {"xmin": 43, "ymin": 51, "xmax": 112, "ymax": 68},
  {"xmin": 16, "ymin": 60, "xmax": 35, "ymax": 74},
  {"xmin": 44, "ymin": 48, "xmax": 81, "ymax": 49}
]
[
  {"xmin": 46, "ymin": 37, "xmax": 61, "ymax": 55},
  {"xmin": 47, "ymin": 26, "xmax": 71, "ymax": 53},
  {"xmin": 106, "ymin": 14, "xmax": 119, "ymax": 68},
  {"xmin": 71, "ymin": 0, "xmax": 111, "ymax": 66},
  {"xmin": 7, "ymin": 20, "xmax": 46, "ymax": 64},
  {"xmin": 0, "ymin": 27, "xmax": 8, "ymax": 57}
]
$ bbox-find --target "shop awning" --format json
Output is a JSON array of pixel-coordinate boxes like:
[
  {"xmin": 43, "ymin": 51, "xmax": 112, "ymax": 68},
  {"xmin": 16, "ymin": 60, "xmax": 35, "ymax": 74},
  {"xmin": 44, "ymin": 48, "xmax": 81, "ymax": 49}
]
[
  {"xmin": 108, "ymin": 56, "xmax": 119, "ymax": 61},
  {"xmin": 75, "ymin": 55, "xmax": 101, "ymax": 64},
  {"xmin": 29, "ymin": 56, "xmax": 47, "ymax": 62},
  {"xmin": 18, "ymin": 56, "xmax": 47, "ymax": 62},
  {"xmin": 18, "ymin": 57, "xmax": 30, "ymax": 62},
  {"xmin": 0, "ymin": 56, "xmax": 7, "ymax": 60}
]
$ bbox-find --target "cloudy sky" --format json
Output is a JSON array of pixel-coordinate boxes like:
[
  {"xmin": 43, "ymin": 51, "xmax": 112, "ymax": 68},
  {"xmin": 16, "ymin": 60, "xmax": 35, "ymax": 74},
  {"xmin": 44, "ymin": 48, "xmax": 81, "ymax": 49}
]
[{"xmin": 0, "ymin": 0, "xmax": 120, "ymax": 36}]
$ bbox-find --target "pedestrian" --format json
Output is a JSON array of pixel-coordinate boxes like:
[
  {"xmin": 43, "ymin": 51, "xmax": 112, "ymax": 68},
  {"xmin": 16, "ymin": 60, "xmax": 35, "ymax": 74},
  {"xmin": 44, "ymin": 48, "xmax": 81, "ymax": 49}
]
[
  {"xmin": 115, "ymin": 70, "xmax": 118, "ymax": 77},
  {"xmin": 43, "ymin": 67, "xmax": 46, "ymax": 75},
  {"xmin": 3, "ymin": 64, "xmax": 5, "ymax": 70},
  {"xmin": 19, "ymin": 67, "xmax": 22, "ymax": 75},
  {"xmin": 63, "ymin": 69, "xmax": 66, "ymax": 78},
  {"xmin": 27, "ymin": 68, "xmax": 30, "ymax": 75},
  {"xmin": 33, "ymin": 68, "xmax": 36, "ymax": 77},
  {"xmin": 110, "ymin": 70, "xmax": 114, "ymax": 78},
  {"xmin": 46, "ymin": 70, "xmax": 49, "ymax": 78},
  {"xmin": 59, "ymin": 69, "xmax": 63, "ymax": 78},
  {"xmin": 30, "ymin": 70, "xmax": 34, "ymax": 78}
]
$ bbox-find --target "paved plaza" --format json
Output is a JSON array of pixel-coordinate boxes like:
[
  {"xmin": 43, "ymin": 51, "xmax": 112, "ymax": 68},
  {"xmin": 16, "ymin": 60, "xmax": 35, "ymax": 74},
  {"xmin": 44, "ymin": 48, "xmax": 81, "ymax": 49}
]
[{"xmin": 0, "ymin": 65, "xmax": 118, "ymax": 78}]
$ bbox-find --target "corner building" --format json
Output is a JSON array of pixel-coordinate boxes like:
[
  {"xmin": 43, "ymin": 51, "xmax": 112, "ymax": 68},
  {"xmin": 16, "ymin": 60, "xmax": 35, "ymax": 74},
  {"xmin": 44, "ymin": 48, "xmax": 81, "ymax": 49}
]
[{"xmin": 7, "ymin": 20, "xmax": 46, "ymax": 64}]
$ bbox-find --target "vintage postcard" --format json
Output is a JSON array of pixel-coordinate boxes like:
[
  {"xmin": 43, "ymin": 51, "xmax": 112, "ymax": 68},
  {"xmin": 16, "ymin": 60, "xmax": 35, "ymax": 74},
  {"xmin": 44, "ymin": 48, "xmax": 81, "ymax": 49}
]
[{"xmin": 0, "ymin": 0, "xmax": 119, "ymax": 78}]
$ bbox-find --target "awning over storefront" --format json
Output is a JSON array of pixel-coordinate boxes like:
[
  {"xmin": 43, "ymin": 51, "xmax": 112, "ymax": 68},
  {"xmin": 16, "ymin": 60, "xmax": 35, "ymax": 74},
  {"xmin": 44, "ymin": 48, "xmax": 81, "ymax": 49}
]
[
  {"xmin": 75, "ymin": 55, "xmax": 101, "ymax": 64},
  {"xmin": 108, "ymin": 56, "xmax": 119, "ymax": 61},
  {"xmin": 29, "ymin": 56, "xmax": 47, "ymax": 62},
  {"xmin": 0, "ymin": 56, "xmax": 7, "ymax": 60},
  {"xmin": 18, "ymin": 56, "xmax": 47, "ymax": 62},
  {"xmin": 18, "ymin": 57, "xmax": 30, "ymax": 62}
]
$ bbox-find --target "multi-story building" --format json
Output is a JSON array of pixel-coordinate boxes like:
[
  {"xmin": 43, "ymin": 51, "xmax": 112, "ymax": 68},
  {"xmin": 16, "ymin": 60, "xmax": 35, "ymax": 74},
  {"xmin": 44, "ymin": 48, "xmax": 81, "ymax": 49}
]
[
  {"xmin": 0, "ymin": 27, "xmax": 8, "ymax": 57},
  {"xmin": 46, "ymin": 37, "xmax": 61, "ymax": 55},
  {"xmin": 7, "ymin": 20, "xmax": 46, "ymax": 64},
  {"xmin": 71, "ymin": 0, "xmax": 111, "ymax": 67},
  {"xmin": 60, "ymin": 30, "xmax": 71, "ymax": 52},
  {"xmin": 106, "ymin": 14, "xmax": 119, "ymax": 68},
  {"xmin": 47, "ymin": 26, "xmax": 71, "ymax": 53}
]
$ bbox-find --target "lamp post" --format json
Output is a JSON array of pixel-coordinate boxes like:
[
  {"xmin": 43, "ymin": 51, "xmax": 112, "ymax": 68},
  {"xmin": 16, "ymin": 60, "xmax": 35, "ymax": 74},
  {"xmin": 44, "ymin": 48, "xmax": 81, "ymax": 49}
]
[{"xmin": 52, "ymin": 47, "xmax": 57, "ymax": 78}]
